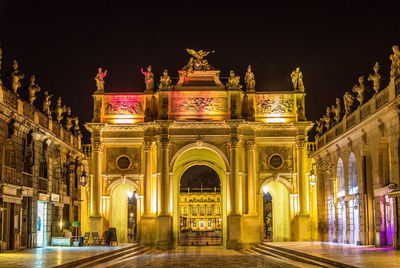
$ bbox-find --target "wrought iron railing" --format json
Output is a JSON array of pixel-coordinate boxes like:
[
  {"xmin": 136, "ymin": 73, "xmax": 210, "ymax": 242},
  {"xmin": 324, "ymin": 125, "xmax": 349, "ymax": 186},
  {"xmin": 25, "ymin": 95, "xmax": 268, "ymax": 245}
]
[
  {"xmin": 22, "ymin": 172, "xmax": 33, "ymax": 188},
  {"xmin": 38, "ymin": 176, "xmax": 48, "ymax": 192},
  {"xmin": 1, "ymin": 166, "xmax": 22, "ymax": 186}
]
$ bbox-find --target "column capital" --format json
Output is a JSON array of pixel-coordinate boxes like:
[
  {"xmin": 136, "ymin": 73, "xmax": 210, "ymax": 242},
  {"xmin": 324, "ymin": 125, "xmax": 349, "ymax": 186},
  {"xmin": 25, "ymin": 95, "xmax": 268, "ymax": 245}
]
[
  {"xmin": 143, "ymin": 140, "xmax": 152, "ymax": 152},
  {"xmin": 297, "ymin": 139, "xmax": 306, "ymax": 149},
  {"xmin": 92, "ymin": 140, "xmax": 103, "ymax": 152},
  {"xmin": 230, "ymin": 138, "xmax": 239, "ymax": 149},
  {"xmin": 245, "ymin": 140, "xmax": 256, "ymax": 151},
  {"xmin": 161, "ymin": 138, "xmax": 170, "ymax": 149}
]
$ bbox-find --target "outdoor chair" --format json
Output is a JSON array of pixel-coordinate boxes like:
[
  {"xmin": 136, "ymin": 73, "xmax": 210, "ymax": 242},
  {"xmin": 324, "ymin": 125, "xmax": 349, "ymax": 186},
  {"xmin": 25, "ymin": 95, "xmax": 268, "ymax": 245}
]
[
  {"xmin": 92, "ymin": 232, "xmax": 101, "ymax": 246},
  {"xmin": 100, "ymin": 231, "xmax": 110, "ymax": 246},
  {"xmin": 83, "ymin": 232, "xmax": 90, "ymax": 246}
]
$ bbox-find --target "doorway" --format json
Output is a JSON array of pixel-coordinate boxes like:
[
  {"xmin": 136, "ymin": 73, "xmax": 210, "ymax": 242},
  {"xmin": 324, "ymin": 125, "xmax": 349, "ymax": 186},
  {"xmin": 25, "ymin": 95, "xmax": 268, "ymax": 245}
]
[
  {"xmin": 37, "ymin": 201, "xmax": 47, "ymax": 247},
  {"xmin": 261, "ymin": 181, "xmax": 290, "ymax": 242},
  {"xmin": 179, "ymin": 165, "xmax": 222, "ymax": 246},
  {"xmin": 263, "ymin": 192, "xmax": 273, "ymax": 241}
]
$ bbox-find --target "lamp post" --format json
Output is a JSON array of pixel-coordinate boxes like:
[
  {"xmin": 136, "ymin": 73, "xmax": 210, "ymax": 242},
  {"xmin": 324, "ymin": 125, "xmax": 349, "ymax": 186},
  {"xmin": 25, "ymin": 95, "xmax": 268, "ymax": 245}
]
[
  {"xmin": 64, "ymin": 151, "xmax": 88, "ymax": 188},
  {"xmin": 309, "ymin": 163, "xmax": 317, "ymax": 187}
]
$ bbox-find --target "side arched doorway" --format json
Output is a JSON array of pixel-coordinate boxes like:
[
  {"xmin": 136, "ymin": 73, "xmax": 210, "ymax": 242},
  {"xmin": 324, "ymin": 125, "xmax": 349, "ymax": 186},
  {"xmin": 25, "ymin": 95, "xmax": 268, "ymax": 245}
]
[
  {"xmin": 171, "ymin": 145, "xmax": 228, "ymax": 248},
  {"xmin": 260, "ymin": 180, "xmax": 290, "ymax": 242},
  {"xmin": 110, "ymin": 183, "xmax": 138, "ymax": 243}
]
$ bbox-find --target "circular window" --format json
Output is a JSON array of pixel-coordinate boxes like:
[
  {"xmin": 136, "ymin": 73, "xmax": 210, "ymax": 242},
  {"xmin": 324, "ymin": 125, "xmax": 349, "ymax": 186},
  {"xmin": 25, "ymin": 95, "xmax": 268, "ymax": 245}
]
[
  {"xmin": 269, "ymin": 154, "xmax": 283, "ymax": 169},
  {"xmin": 116, "ymin": 156, "xmax": 131, "ymax": 170}
]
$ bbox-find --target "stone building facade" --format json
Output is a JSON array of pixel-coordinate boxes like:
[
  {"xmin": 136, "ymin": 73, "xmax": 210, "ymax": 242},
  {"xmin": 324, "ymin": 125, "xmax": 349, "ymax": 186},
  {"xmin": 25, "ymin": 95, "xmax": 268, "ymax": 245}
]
[
  {"xmin": 311, "ymin": 46, "xmax": 400, "ymax": 249},
  {"xmin": 82, "ymin": 51, "xmax": 316, "ymax": 249},
  {"xmin": 0, "ymin": 52, "xmax": 86, "ymax": 251}
]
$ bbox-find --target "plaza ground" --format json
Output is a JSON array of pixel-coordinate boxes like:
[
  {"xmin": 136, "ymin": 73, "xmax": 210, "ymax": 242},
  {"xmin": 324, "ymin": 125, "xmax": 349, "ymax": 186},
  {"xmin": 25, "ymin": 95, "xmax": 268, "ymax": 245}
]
[{"xmin": 1, "ymin": 242, "xmax": 400, "ymax": 267}]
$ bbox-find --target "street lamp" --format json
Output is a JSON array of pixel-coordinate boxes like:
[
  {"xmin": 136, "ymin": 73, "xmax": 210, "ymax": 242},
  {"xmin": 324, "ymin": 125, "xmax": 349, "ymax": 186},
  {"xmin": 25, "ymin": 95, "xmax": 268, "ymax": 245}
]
[
  {"xmin": 309, "ymin": 163, "xmax": 317, "ymax": 187},
  {"xmin": 80, "ymin": 168, "xmax": 88, "ymax": 187}
]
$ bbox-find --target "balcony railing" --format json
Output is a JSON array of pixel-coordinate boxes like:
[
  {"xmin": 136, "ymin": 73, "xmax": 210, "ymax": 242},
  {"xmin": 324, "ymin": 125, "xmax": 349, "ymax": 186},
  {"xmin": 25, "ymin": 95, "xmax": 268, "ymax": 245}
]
[
  {"xmin": 22, "ymin": 172, "xmax": 33, "ymax": 188},
  {"xmin": 1, "ymin": 166, "xmax": 22, "ymax": 186},
  {"xmin": 82, "ymin": 144, "xmax": 92, "ymax": 157},
  {"xmin": 38, "ymin": 177, "xmax": 48, "ymax": 193}
]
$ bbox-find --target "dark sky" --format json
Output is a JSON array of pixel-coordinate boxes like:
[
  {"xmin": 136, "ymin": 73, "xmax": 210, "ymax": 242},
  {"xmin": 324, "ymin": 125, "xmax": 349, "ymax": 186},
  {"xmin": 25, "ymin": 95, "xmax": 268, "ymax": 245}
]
[
  {"xmin": 0, "ymin": 0, "xmax": 399, "ymax": 140},
  {"xmin": 180, "ymin": 165, "xmax": 220, "ymax": 191}
]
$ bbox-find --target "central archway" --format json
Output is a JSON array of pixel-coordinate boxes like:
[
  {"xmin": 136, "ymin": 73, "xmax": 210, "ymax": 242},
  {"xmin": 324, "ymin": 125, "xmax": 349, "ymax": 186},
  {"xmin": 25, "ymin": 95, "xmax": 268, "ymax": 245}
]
[
  {"xmin": 171, "ymin": 144, "xmax": 228, "ymax": 248},
  {"xmin": 179, "ymin": 165, "xmax": 222, "ymax": 246}
]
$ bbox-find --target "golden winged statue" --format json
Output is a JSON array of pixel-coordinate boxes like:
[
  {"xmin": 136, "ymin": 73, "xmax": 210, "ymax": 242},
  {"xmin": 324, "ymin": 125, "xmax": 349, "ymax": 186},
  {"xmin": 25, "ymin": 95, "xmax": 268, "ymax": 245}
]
[{"xmin": 186, "ymin": 49, "xmax": 215, "ymax": 60}]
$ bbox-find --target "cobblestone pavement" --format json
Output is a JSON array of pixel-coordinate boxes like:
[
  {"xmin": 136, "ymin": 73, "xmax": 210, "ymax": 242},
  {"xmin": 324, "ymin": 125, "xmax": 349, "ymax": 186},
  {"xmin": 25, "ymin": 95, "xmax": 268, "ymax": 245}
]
[
  {"xmin": 0, "ymin": 245, "xmax": 130, "ymax": 268},
  {"xmin": 97, "ymin": 247, "xmax": 318, "ymax": 268},
  {"xmin": 267, "ymin": 242, "xmax": 400, "ymax": 268}
]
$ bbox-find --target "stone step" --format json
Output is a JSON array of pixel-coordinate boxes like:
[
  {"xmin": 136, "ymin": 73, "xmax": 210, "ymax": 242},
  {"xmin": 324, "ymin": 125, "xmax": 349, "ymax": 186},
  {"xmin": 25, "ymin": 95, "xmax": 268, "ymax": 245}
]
[
  {"xmin": 244, "ymin": 248, "xmax": 317, "ymax": 268},
  {"xmin": 261, "ymin": 243, "xmax": 357, "ymax": 268},
  {"xmin": 53, "ymin": 243, "xmax": 141, "ymax": 268},
  {"xmin": 252, "ymin": 245, "xmax": 331, "ymax": 267},
  {"xmin": 76, "ymin": 245, "xmax": 148, "ymax": 268}
]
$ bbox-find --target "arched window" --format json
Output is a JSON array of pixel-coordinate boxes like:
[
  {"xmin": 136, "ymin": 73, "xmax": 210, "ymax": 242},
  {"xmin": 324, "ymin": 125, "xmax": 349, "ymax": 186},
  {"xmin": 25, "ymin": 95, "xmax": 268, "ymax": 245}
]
[
  {"xmin": 348, "ymin": 153, "xmax": 358, "ymax": 195},
  {"xmin": 337, "ymin": 158, "xmax": 345, "ymax": 197}
]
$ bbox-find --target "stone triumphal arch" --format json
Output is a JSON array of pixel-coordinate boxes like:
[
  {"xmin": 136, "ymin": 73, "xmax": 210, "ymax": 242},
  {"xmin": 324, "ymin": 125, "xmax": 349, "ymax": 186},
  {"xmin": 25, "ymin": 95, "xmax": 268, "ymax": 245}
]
[{"xmin": 82, "ymin": 49, "xmax": 315, "ymax": 249}]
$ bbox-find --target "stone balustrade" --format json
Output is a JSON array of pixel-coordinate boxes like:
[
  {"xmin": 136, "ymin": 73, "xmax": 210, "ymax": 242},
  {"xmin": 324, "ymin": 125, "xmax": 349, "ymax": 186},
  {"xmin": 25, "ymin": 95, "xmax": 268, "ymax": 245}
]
[{"xmin": 316, "ymin": 80, "xmax": 398, "ymax": 149}]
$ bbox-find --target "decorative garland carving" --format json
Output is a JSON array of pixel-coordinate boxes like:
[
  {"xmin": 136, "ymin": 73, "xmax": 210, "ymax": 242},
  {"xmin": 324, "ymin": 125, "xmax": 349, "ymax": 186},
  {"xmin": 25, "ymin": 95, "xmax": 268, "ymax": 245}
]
[
  {"xmin": 104, "ymin": 101, "xmax": 143, "ymax": 115},
  {"xmin": 256, "ymin": 98, "xmax": 294, "ymax": 115},
  {"xmin": 258, "ymin": 145, "xmax": 293, "ymax": 172},
  {"xmin": 171, "ymin": 97, "xmax": 227, "ymax": 113}
]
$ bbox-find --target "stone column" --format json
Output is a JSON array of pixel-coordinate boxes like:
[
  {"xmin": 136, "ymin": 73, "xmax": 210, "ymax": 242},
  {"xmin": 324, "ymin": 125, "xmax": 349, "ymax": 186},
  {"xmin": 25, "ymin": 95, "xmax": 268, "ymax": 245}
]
[
  {"xmin": 157, "ymin": 122, "xmax": 172, "ymax": 250},
  {"xmin": 246, "ymin": 140, "xmax": 256, "ymax": 215},
  {"xmin": 298, "ymin": 140, "xmax": 308, "ymax": 215},
  {"xmin": 143, "ymin": 140, "xmax": 152, "ymax": 215},
  {"xmin": 160, "ymin": 139, "xmax": 169, "ymax": 216},
  {"xmin": 91, "ymin": 134, "xmax": 103, "ymax": 217},
  {"xmin": 89, "ymin": 126, "xmax": 104, "ymax": 234},
  {"xmin": 227, "ymin": 137, "xmax": 242, "ymax": 249},
  {"xmin": 294, "ymin": 138, "xmax": 312, "ymax": 241},
  {"xmin": 230, "ymin": 138, "xmax": 240, "ymax": 215}
]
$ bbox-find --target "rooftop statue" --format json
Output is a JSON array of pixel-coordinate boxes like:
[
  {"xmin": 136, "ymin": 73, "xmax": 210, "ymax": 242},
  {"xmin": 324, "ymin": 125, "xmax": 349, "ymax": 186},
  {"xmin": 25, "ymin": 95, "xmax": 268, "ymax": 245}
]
[
  {"xmin": 244, "ymin": 65, "xmax": 255, "ymax": 92},
  {"xmin": 290, "ymin": 67, "xmax": 305, "ymax": 91},
  {"xmin": 65, "ymin": 107, "xmax": 73, "ymax": 131},
  {"xmin": 43, "ymin": 91, "xmax": 53, "ymax": 118},
  {"xmin": 368, "ymin": 62, "xmax": 381, "ymax": 94},
  {"xmin": 28, "ymin": 75, "xmax": 41, "ymax": 105},
  {"xmin": 184, "ymin": 48, "xmax": 215, "ymax": 72},
  {"xmin": 315, "ymin": 119, "xmax": 324, "ymax": 135},
  {"xmin": 95, "ymin": 67, "xmax": 107, "ymax": 92},
  {"xmin": 343, "ymin": 91, "xmax": 354, "ymax": 115},
  {"xmin": 159, "ymin": 69, "xmax": 172, "ymax": 90},
  {"xmin": 352, "ymin": 75, "xmax": 365, "ymax": 105},
  {"xmin": 322, "ymin": 106, "xmax": 332, "ymax": 130},
  {"xmin": 55, "ymin": 97, "xmax": 67, "ymax": 123},
  {"xmin": 73, "ymin": 116, "xmax": 80, "ymax": 132},
  {"xmin": 226, "ymin": 70, "xmax": 242, "ymax": 89},
  {"xmin": 11, "ymin": 60, "xmax": 24, "ymax": 94},
  {"xmin": 390, "ymin": 45, "xmax": 400, "ymax": 79},
  {"xmin": 141, "ymin": 65, "xmax": 154, "ymax": 92},
  {"xmin": 332, "ymin": 97, "xmax": 341, "ymax": 123}
]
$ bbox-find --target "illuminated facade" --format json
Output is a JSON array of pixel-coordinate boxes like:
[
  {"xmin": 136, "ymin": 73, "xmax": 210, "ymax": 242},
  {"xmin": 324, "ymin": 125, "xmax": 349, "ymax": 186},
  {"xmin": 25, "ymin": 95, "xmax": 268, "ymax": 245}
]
[
  {"xmin": 311, "ymin": 46, "xmax": 400, "ymax": 249},
  {"xmin": 179, "ymin": 191, "xmax": 222, "ymax": 232},
  {"xmin": 0, "ymin": 57, "xmax": 85, "ymax": 251},
  {"xmin": 82, "ymin": 51, "xmax": 315, "ymax": 249}
]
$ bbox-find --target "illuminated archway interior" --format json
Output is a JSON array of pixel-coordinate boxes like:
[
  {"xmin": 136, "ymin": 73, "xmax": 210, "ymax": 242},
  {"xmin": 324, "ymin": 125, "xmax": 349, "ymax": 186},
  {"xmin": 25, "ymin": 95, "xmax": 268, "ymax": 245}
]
[
  {"xmin": 110, "ymin": 183, "xmax": 137, "ymax": 243},
  {"xmin": 263, "ymin": 181, "xmax": 290, "ymax": 241}
]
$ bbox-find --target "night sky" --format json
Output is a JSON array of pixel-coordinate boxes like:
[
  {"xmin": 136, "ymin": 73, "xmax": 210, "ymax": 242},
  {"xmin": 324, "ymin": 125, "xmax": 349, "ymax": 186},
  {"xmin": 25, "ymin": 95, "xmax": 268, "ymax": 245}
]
[{"xmin": 0, "ymin": 0, "xmax": 399, "ymax": 141}]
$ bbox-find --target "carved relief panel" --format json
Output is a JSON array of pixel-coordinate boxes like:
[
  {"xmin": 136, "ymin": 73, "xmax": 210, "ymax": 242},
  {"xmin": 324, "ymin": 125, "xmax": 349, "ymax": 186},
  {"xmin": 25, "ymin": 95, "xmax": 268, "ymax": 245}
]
[
  {"xmin": 105, "ymin": 147, "xmax": 141, "ymax": 173},
  {"xmin": 102, "ymin": 94, "xmax": 145, "ymax": 123},
  {"xmin": 255, "ymin": 94, "xmax": 296, "ymax": 122},
  {"xmin": 169, "ymin": 91, "xmax": 229, "ymax": 120},
  {"xmin": 258, "ymin": 145, "xmax": 294, "ymax": 172}
]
